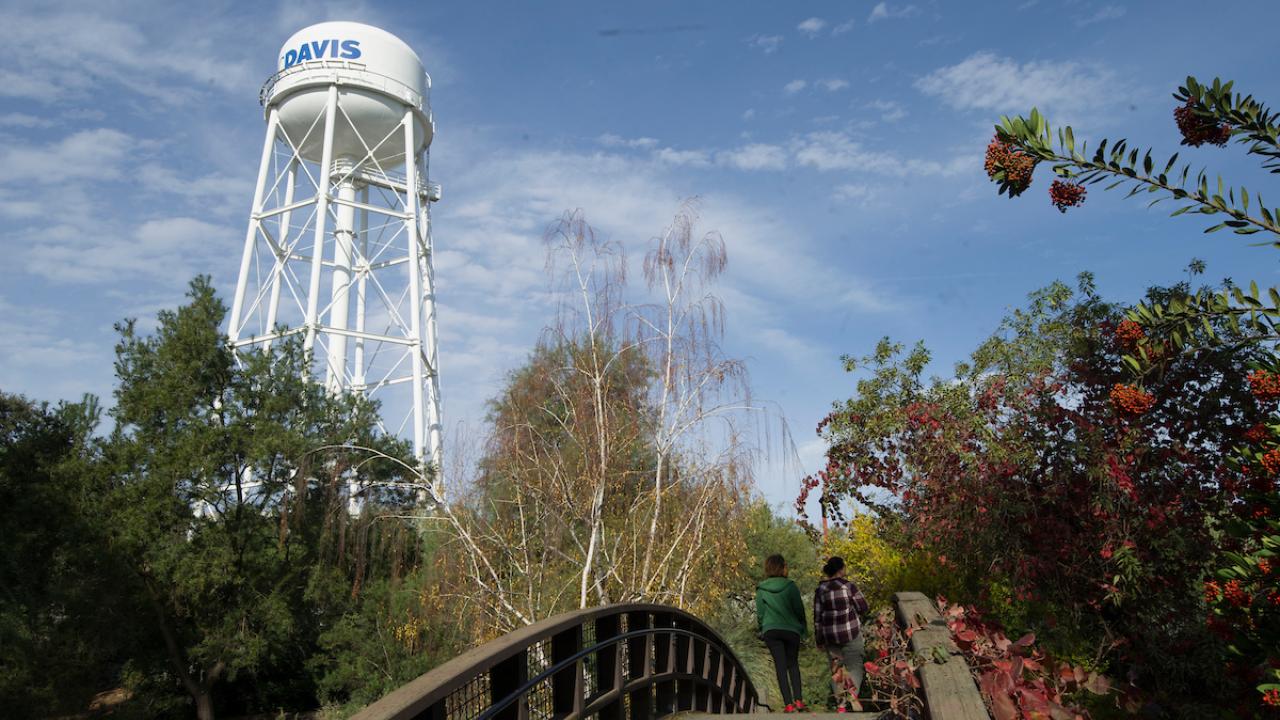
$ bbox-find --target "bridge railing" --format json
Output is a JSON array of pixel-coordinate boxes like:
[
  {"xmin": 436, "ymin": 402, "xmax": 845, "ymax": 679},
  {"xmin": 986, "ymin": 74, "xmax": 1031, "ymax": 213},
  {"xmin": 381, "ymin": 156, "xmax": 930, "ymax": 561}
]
[{"xmin": 352, "ymin": 603, "xmax": 760, "ymax": 720}]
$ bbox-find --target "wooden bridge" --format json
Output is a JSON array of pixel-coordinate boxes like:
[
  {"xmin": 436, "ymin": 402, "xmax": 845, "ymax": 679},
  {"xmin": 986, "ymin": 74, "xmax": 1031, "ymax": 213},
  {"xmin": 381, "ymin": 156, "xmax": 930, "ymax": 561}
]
[{"xmin": 351, "ymin": 594, "xmax": 990, "ymax": 720}]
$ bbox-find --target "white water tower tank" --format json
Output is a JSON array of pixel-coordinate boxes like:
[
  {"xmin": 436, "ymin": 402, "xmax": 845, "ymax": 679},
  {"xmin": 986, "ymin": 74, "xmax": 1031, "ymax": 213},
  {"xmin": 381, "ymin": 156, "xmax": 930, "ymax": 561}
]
[{"xmin": 263, "ymin": 21, "xmax": 433, "ymax": 167}]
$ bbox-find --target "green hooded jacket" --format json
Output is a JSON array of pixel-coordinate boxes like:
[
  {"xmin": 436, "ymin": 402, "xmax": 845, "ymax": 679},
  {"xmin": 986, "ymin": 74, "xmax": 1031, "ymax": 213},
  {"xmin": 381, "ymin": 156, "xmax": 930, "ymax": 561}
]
[{"xmin": 755, "ymin": 576, "xmax": 807, "ymax": 637}]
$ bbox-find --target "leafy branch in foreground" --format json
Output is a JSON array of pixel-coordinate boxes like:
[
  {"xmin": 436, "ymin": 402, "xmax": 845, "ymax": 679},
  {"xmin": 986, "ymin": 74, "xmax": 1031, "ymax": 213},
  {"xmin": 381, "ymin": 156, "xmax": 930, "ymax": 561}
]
[{"xmin": 984, "ymin": 77, "xmax": 1280, "ymax": 240}]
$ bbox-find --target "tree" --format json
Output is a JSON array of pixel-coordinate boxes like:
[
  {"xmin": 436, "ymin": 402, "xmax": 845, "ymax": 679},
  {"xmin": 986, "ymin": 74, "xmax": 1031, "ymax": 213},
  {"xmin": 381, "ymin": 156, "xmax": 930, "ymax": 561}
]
[
  {"xmin": 436, "ymin": 203, "xmax": 760, "ymax": 633},
  {"xmin": 0, "ymin": 392, "xmax": 130, "ymax": 716},
  {"xmin": 985, "ymin": 75, "xmax": 1280, "ymax": 711},
  {"xmin": 102, "ymin": 276, "xmax": 413, "ymax": 719},
  {"xmin": 801, "ymin": 273, "xmax": 1266, "ymax": 709}
]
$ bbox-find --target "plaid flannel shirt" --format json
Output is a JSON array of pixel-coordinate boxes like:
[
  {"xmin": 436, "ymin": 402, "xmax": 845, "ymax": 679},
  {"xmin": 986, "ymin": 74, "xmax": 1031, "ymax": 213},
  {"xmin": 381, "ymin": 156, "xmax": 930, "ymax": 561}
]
[{"xmin": 813, "ymin": 577, "xmax": 869, "ymax": 646}]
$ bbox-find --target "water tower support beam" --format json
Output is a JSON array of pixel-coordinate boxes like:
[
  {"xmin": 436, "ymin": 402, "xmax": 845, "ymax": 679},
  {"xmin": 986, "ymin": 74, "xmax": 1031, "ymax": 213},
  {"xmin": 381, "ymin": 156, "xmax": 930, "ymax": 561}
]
[
  {"xmin": 326, "ymin": 179, "xmax": 358, "ymax": 392},
  {"xmin": 263, "ymin": 160, "xmax": 297, "ymax": 351},
  {"xmin": 230, "ymin": 108, "xmax": 280, "ymax": 343},
  {"xmin": 303, "ymin": 85, "xmax": 340, "ymax": 370},
  {"xmin": 354, "ymin": 185, "xmax": 369, "ymax": 387},
  {"xmin": 422, "ymin": 193, "xmax": 443, "ymax": 474},
  {"xmin": 402, "ymin": 109, "xmax": 428, "ymax": 473}
]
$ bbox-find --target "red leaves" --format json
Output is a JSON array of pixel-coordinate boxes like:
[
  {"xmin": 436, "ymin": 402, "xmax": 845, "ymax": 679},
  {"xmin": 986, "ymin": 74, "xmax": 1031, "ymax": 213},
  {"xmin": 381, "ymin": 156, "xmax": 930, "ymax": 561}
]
[{"xmin": 942, "ymin": 602, "xmax": 1107, "ymax": 719}]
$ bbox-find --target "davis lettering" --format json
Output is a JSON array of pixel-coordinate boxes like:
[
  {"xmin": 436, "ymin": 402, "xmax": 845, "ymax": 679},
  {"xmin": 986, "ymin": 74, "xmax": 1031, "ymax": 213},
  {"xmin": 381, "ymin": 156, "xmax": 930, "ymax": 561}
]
[{"xmin": 282, "ymin": 39, "xmax": 361, "ymax": 68}]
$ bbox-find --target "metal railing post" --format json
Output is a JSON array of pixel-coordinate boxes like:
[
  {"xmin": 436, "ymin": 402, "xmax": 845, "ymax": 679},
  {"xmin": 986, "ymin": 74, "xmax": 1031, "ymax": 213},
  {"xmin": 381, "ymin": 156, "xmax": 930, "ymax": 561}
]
[
  {"xmin": 551, "ymin": 626, "xmax": 583, "ymax": 718},
  {"xmin": 594, "ymin": 614, "xmax": 622, "ymax": 720},
  {"xmin": 625, "ymin": 611, "xmax": 652, "ymax": 720},
  {"xmin": 491, "ymin": 649, "xmax": 529, "ymax": 720}
]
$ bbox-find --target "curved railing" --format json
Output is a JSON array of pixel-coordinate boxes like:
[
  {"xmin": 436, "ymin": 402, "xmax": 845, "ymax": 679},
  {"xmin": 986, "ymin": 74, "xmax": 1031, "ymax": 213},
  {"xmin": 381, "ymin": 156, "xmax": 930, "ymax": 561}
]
[{"xmin": 352, "ymin": 604, "xmax": 760, "ymax": 720}]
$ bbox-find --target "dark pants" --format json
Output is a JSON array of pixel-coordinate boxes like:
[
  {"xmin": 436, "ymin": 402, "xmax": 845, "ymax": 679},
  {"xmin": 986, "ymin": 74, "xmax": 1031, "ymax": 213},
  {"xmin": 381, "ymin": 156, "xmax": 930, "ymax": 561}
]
[{"xmin": 762, "ymin": 629, "xmax": 803, "ymax": 705}]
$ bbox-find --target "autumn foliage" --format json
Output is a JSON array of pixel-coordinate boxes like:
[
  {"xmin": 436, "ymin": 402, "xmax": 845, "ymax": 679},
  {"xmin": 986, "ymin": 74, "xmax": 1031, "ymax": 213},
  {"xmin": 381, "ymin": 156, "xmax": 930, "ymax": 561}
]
[{"xmin": 800, "ymin": 275, "xmax": 1273, "ymax": 709}]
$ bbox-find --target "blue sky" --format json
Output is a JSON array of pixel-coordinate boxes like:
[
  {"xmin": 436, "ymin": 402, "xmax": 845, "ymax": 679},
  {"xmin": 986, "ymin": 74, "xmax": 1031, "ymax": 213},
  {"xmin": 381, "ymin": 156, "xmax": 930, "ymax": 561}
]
[{"xmin": 3, "ymin": 0, "xmax": 1279, "ymax": 508}]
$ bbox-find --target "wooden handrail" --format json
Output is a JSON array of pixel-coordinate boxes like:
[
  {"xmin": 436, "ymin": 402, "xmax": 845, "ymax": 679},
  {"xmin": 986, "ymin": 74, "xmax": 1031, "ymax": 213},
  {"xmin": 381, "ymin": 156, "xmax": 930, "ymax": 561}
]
[{"xmin": 352, "ymin": 603, "xmax": 759, "ymax": 720}]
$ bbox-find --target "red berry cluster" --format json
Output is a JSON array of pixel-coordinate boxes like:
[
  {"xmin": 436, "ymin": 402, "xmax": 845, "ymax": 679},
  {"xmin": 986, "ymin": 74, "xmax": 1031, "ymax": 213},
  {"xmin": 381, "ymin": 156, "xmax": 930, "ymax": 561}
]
[
  {"xmin": 1115, "ymin": 319, "xmax": 1145, "ymax": 349},
  {"xmin": 1048, "ymin": 180, "xmax": 1087, "ymax": 213},
  {"xmin": 1174, "ymin": 99, "xmax": 1232, "ymax": 147},
  {"xmin": 1258, "ymin": 559, "xmax": 1272, "ymax": 576},
  {"xmin": 1223, "ymin": 579, "xmax": 1251, "ymax": 607},
  {"xmin": 984, "ymin": 135, "xmax": 1038, "ymax": 195},
  {"xmin": 1244, "ymin": 423, "xmax": 1272, "ymax": 444},
  {"xmin": 1265, "ymin": 688, "xmax": 1280, "ymax": 707},
  {"xmin": 1261, "ymin": 447, "xmax": 1280, "ymax": 476},
  {"xmin": 1204, "ymin": 579, "xmax": 1221, "ymax": 603},
  {"xmin": 1248, "ymin": 370, "xmax": 1280, "ymax": 401},
  {"xmin": 1110, "ymin": 383, "xmax": 1155, "ymax": 417}
]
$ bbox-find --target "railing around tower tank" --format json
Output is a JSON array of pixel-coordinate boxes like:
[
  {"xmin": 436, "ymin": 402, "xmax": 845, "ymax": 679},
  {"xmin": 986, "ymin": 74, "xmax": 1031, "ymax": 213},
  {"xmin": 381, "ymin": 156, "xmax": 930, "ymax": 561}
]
[{"xmin": 351, "ymin": 604, "xmax": 760, "ymax": 720}]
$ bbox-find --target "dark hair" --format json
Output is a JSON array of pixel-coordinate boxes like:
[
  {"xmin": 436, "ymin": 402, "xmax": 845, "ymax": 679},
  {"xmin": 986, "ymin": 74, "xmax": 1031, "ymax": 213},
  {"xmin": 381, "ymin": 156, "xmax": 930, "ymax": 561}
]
[
  {"xmin": 822, "ymin": 556, "xmax": 845, "ymax": 577},
  {"xmin": 764, "ymin": 554, "xmax": 787, "ymax": 577}
]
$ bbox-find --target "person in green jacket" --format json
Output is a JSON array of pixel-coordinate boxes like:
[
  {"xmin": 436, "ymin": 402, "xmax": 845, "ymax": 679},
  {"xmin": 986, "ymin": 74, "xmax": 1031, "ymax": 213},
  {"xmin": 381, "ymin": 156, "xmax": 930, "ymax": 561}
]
[{"xmin": 755, "ymin": 554, "xmax": 808, "ymax": 711}]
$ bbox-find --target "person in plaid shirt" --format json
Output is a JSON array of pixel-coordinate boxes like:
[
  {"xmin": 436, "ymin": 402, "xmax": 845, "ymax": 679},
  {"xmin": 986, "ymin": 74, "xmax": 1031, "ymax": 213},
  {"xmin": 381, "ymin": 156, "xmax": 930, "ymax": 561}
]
[{"xmin": 814, "ymin": 556, "xmax": 870, "ymax": 704}]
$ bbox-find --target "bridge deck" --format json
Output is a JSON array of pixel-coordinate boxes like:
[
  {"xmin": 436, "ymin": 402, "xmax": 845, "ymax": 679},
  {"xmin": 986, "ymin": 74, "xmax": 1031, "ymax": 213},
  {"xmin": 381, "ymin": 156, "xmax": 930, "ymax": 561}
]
[{"xmin": 670, "ymin": 707, "xmax": 880, "ymax": 712}]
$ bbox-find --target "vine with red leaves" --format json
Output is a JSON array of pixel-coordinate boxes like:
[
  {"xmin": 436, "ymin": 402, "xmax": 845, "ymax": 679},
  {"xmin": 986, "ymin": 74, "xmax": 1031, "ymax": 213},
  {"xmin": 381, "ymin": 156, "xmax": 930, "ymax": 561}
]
[{"xmin": 939, "ymin": 599, "xmax": 1111, "ymax": 719}]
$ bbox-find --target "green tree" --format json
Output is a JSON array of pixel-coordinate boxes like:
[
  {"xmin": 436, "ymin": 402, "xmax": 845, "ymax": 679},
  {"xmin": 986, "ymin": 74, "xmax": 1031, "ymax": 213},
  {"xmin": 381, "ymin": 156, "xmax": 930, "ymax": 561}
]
[
  {"xmin": 0, "ymin": 392, "xmax": 132, "ymax": 716},
  {"xmin": 102, "ymin": 276, "xmax": 413, "ymax": 719}
]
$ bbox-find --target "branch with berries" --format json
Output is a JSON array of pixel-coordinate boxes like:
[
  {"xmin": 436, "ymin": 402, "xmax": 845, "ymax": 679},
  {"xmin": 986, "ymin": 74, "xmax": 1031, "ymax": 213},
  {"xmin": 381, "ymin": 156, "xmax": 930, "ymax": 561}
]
[{"xmin": 984, "ymin": 77, "xmax": 1280, "ymax": 240}]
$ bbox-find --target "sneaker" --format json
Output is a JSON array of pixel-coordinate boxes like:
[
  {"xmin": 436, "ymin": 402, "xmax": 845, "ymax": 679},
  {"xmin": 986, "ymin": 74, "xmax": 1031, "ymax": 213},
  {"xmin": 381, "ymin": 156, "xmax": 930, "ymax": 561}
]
[
  {"xmin": 835, "ymin": 708, "xmax": 847, "ymax": 714},
  {"xmin": 794, "ymin": 700, "xmax": 808, "ymax": 712},
  {"xmin": 784, "ymin": 704, "xmax": 796, "ymax": 713}
]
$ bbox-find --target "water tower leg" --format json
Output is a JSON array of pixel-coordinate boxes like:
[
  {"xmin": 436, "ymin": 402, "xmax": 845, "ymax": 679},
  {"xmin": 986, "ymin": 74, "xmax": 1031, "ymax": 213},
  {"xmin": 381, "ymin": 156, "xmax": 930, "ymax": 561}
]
[
  {"xmin": 326, "ymin": 179, "xmax": 358, "ymax": 393},
  {"xmin": 263, "ymin": 160, "xmax": 296, "ymax": 351},
  {"xmin": 422, "ymin": 197, "xmax": 443, "ymax": 478},
  {"xmin": 303, "ymin": 85, "xmax": 340, "ymax": 370},
  {"xmin": 354, "ymin": 185, "xmax": 369, "ymax": 388},
  {"xmin": 402, "ymin": 110, "xmax": 429, "ymax": 490},
  {"xmin": 230, "ymin": 109, "xmax": 280, "ymax": 343}
]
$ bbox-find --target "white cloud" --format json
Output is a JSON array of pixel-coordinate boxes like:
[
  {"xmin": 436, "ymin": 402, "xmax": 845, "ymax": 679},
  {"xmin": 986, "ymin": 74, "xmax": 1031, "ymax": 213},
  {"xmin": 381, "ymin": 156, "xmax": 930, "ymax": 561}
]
[
  {"xmin": 598, "ymin": 133, "xmax": 660, "ymax": 149},
  {"xmin": 24, "ymin": 217, "xmax": 237, "ymax": 285},
  {"xmin": 915, "ymin": 51, "xmax": 1119, "ymax": 125},
  {"xmin": 1077, "ymin": 5, "xmax": 1126, "ymax": 26},
  {"xmin": 784, "ymin": 79, "xmax": 808, "ymax": 94},
  {"xmin": 791, "ymin": 131, "xmax": 973, "ymax": 177},
  {"xmin": 832, "ymin": 19, "xmax": 857, "ymax": 35},
  {"xmin": 716, "ymin": 144, "xmax": 788, "ymax": 171},
  {"xmin": 0, "ymin": 296, "xmax": 112, "ymax": 404},
  {"xmin": 748, "ymin": 34, "xmax": 783, "ymax": 54},
  {"xmin": 0, "ymin": 112, "xmax": 52, "ymax": 128},
  {"xmin": 869, "ymin": 99, "xmax": 907, "ymax": 122},
  {"xmin": 817, "ymin": 78, "xmax": 850, "ymax": 92},
  {"xmin": 742, "ymin": 108, "xmax": 756, "ymax": 121},
  {"xmin": 0, "ymin": 9, "xmax": 259, "ymax": 104},
  {"xmin": 832, "ymin": 183, "xmax": 874, "ymax": 203},
  {"xmin": 797, "ymin": 17, "xmax": 827, "ymax": 36},
  {"xmin": 0, "ymin": 128, "xmax": 134, "ymax": 184},
  {"xmin": 868, "ymin": 3, "xmax": 920, "ymax": 23},
  {"xmin": 653, "ymin": 147, "xmax": 712, "ymax": 167},
  {"xmin": 138, "ymin": 165, "xmax": 253, "ymax": 217}
]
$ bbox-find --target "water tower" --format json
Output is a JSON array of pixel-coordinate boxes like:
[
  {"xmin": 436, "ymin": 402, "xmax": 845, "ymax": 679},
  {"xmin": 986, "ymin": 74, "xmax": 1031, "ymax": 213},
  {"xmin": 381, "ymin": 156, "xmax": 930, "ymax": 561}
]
[{"xmin": 228, "ymin": 21, "xmax": 442, "ymax": 477}]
